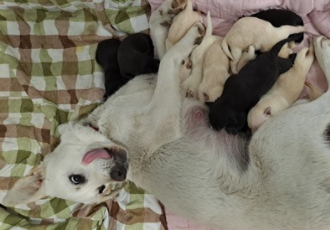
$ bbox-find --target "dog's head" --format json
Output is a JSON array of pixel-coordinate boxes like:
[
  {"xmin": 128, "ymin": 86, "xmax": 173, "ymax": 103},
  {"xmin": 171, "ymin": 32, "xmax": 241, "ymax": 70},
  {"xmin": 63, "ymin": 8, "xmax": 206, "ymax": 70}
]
[
  {"xmin": 3, "ymin": 122, "xmax": 128, "ymax": 206},
  {"xmin": 209, "ymin": 104, "xmax": 246, "ymax": 134}
]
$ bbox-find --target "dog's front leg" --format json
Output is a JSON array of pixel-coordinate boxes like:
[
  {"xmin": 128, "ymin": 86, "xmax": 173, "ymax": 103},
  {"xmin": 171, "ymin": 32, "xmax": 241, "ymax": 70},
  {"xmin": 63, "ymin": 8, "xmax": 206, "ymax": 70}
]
[{"xmin": 141, "ymin": 23, "xmax": 205, "ymax": 151}]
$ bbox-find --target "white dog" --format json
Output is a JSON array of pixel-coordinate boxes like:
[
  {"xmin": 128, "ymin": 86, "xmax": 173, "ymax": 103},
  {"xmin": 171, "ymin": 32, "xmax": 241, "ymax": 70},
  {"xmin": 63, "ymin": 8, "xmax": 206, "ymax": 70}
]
[
  {"xmin": 222, "ymin": 17, "xmax": 305, "ymax": 74},
  {"xmin": 247, "ymin": 43, "xmax": 315, "ymax": 132},
  {"xmin": 4, "ymin": 30, "xmax": 330, "ymax": 230}
]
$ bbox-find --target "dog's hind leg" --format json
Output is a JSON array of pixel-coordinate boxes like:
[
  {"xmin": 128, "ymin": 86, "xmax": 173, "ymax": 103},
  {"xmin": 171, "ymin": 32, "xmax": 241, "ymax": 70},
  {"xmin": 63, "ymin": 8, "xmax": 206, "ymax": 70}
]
[{"xmin": 142, "ymin": 22, "xmax": 205, "ymax": 151}]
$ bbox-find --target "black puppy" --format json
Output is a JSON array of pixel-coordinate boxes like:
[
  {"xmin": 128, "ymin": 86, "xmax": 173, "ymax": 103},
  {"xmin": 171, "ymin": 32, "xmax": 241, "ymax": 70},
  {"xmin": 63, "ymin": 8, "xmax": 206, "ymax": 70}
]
[
  {"xmin": 208, "ymin": 38, "xmax": 297, "ymax": 135},
  {"xmin": 251, "ymin": 9, "xmax": 304, "ymax": 43},
  {"xmin": 96, "ymin": 38, "xmax": 127, "ymax": 99},
  {"xmin": 118, "ymin": 33, "xmax": 160, "ymax": 79}
]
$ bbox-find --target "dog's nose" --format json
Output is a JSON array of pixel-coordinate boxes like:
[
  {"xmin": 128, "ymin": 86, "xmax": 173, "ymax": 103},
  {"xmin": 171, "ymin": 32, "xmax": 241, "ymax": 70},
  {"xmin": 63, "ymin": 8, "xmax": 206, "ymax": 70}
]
[{"xmin": 110, "ymin": 162, "xmax": 127, "ymax": 181}]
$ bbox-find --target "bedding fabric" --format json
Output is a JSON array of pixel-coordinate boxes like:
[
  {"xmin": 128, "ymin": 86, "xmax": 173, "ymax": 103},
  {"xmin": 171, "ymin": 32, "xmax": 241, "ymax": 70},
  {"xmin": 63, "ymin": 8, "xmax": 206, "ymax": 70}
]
[
  {"xmin": 0, "ymin": 0, "xmax": 167, "ymax": 229},
  {"xmin": 147, "ymin": 0, "xmax": 330, "ymax": 229}
]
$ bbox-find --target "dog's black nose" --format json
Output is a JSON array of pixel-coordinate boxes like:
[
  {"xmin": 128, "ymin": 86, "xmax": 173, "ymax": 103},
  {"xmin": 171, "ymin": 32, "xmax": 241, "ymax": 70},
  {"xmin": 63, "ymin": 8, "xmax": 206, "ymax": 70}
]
[{"xmin": 110, "ymin": 162, "xmax": 127, "ymax": 182}]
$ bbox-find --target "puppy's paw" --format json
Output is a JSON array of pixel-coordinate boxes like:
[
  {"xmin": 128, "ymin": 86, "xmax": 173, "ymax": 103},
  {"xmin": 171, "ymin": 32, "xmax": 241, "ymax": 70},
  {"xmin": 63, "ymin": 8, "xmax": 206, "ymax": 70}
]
[
  {"xmin": 237, "ymin": 45, "xmax": 257, "ymax": 71},
  {"xmin": 314, "ymin": 36, "xmax": 330, "ymax": 76}
]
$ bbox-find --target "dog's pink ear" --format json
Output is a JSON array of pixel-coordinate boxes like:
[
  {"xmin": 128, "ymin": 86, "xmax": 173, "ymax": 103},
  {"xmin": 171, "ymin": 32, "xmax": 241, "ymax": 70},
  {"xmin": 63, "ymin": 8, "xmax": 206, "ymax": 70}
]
[{"xmin": 2, "ymin": 165, "xmax": 47, "ymax": 207}]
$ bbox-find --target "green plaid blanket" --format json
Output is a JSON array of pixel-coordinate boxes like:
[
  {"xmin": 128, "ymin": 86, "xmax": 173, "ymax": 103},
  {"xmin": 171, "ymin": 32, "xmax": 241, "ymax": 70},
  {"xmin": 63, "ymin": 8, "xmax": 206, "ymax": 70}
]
[{"xmin": 0, "ymin": 0, "xmax": 166, "ymax": 229}]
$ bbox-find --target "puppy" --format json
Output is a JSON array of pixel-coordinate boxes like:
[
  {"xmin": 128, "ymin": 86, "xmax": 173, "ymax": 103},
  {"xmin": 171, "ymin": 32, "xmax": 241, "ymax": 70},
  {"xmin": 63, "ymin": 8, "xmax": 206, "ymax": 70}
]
[
  {"xmin": 118, "ymin": 33, "xmax": 160, "ymax": 79},
  {"xmin": 96, "ymin": 38, "xmax": 127, "ymax": 99},
  {"xmin": 197, "ymin": 37, "xmax": 230, "ymax": 102},
  {"xmin": 251, "ymin": 9, "xmax": 304, "ymax": 43},
  {"xmin": 247, "ymin": 43, "xmax": 315, "ymax": 133},
  {"xmin": 197, "ymin": 46, "xmax": 257, "ymax": 103},
  {"xmin": 149, "ymin": 0, "xmax": 187, "ymax": 59},
  {"xmin": 208, "ymin": 38, "xmax": 297, "ymax": 134},
  {"xmin": 181, "ymin": 12, "xmax": 219, "ymax": 98},
  {"xmin": 165, "ymin": 0, "xmax": 202, "ymax": 51},
  {"xmin": 222, "ymin": 16, "xmax": 305, "ymax": 73}
]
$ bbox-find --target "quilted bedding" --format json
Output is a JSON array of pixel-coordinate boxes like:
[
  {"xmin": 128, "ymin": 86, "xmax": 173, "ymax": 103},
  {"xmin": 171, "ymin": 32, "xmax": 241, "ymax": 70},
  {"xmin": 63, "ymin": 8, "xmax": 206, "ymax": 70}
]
[{"xmin": 0, "ymin": 0, "xmax": 167, "ymax": 229}]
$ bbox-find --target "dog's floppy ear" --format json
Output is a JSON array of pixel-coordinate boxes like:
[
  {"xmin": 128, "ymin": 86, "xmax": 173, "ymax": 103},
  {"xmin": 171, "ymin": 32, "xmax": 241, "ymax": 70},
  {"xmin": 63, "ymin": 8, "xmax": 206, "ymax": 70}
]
[
  {"xmin": 169, "ymin": 0, "xmax": 187, "ymax": 15},
  {"xmin": 2, "ymin": 165, "xmax": 47, "ymax": 207},
  {"xmin": 264, "ymin": 107, "xmax": 272, "ymax": 116}
]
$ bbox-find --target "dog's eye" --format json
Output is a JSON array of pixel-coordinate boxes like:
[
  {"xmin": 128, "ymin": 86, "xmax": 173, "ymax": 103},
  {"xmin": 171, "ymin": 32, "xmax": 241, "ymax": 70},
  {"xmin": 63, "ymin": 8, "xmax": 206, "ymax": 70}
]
[
  {"xmin": 98, "ymin": 185, "xmax": 106, "ymax": 194},
  {"xmin": 69, "ymin": 174, "xmax": 86, "ymax": 185}
]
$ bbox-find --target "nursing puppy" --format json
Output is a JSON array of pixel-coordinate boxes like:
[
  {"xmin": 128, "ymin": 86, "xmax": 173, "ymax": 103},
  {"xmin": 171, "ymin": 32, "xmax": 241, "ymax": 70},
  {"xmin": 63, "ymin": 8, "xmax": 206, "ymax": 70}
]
[
  {"xmin": 149, "ymin": 0, "xmax": 187, "ymax": 59},
  {"xmin": 5, "ymin": 31, "xmax": 330, "ymax": 230},
  {"xmin": 251, "ymin": 9, "xmax": 304, "ymax": 43},
  {"xmin": 222, "ymin": 17, "xmax": 305, "ymax": 73},
  {"xmin": 165, "ymin": 0, "xmax": 202, "ymax": 51},
  {"xmin": 96, "ymin": 38, "xmax": 127, "ymax": 99},
  {"xmin": 197, "ymin": 37, "xmax": 230, "ymax": 102},
  {"xmin": 198, "ymin": 44, "xmax": 257, "ymax": 103},
  {"xmin": 118, "ymin": 33, "xmax": 160, "ymax": 79},
  {"xmin": 181, "ymin": 12, "xmax": 219, "ymax": 98},
  {"xmin": 208, "ymin": 38, "xmax": 297, "ymax": 134},
  {"xmin": 247, "ymin": 43, "xmax": 314, "ymax": 133}
]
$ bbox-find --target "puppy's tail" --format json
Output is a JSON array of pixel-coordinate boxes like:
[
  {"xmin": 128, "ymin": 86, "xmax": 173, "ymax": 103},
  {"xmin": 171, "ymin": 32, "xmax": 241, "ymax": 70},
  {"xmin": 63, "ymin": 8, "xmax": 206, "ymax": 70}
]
[
  {"xmin": 271, "ymin": 36, "xmax": 300, "ymax": 56},
  {"xmin": 221, "ymin": 38, "xmax": 233, "ymax": 60},
  {"xmin": 205, "ymin": 11, "xmax": 213, "ymax": 37}
]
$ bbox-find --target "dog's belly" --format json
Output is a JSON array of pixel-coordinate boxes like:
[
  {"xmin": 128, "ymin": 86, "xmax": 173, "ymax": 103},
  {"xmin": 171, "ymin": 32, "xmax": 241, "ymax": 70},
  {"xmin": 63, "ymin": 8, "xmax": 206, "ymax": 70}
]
[{"xmin": 138, "ymin": 98, "xmax": 330, "ymax": 230}]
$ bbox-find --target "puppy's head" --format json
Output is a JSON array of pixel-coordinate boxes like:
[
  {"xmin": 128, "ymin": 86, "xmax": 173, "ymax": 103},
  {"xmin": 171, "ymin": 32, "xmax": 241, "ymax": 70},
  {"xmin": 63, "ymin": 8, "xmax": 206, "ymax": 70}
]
[
  {"xmin": 43, "ymin": 123, "xmax": 128, "ymax": 204},
  {"xmin": 248, "ymin": 105, "xmax": 272, "ymax": 133},
  {"xmin": 209, "ymin": 102, "xmax": 246, "ymax": 134}
]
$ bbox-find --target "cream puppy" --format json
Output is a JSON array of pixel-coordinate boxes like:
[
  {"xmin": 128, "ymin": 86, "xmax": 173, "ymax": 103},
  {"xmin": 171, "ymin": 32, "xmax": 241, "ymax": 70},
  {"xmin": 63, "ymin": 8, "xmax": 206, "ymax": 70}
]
[
  {"xmin": 222, "ymin": 17, "xmax": 305, "ymax": 74},
  {"xmin": 197, "ymin": 37, "xmax": 230, "ymax": 102},
  {"xmin": 149, "ymin": 0, "xmax": 187, "ymax": 59},
  {"xmin": 181, "ymin": 12, "xmax": 219, "ymax": 98},
  {"xmin": 165, "ymin": 0, "xmax": 202, "ymax": 51},
  {"xmin": 247, "ymin": 43, "xmax": 314, "ymax": 133}
]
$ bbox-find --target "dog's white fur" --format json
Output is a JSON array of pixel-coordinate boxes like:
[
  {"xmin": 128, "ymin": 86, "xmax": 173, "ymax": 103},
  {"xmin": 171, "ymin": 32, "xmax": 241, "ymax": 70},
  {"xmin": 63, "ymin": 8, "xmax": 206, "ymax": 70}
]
[
  {"xmin": 181, "ymin": 12, "xmax": 219, "ymax": 99},
  {"xmin": 149, "ymin": 0, "xmax": 187, "ymax": 59},
  {"xmin": 4, "ymin": 32, "xmax": 330, "ymax": 230},
  {"xmin": 165, "ymin": 0, "xmax": 201, "ymax": 51},
  {"xmin": 247, "ymin": 43, "xmax": 315, "ymax": 133},
  {"xmin": 222, "ymin": 17, "xmax": 304, "ymax": 74}
]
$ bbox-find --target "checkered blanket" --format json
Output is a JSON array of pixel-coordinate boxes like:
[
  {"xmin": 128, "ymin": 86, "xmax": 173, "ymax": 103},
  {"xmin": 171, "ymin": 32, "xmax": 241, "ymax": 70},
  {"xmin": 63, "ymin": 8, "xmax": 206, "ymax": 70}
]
[{"xmin": 0, "ymin": 0, "xmax": 166, "ymax": 229}]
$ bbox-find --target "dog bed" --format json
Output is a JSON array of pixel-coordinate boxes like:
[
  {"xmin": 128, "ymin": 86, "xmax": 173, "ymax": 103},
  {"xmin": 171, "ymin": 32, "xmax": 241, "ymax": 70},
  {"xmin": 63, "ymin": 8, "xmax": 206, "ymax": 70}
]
[
  {"xmin": 0, "ymin": 0, "xmax": 167, "ymax": 229},
  {"xmin": 146, "ymin": 0, "xmax": 330, "ymax": 229}
]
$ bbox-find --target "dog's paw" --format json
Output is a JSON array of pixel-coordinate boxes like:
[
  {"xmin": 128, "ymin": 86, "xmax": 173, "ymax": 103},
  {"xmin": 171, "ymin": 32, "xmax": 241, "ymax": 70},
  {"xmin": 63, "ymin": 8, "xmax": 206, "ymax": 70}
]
[
  {"xmin": 314, "ymin": 36, "xmax": 330, "ymax": 76},
  {"xmin": 237, "ymin": 45, "xmax": 257, "ymax": 71}
]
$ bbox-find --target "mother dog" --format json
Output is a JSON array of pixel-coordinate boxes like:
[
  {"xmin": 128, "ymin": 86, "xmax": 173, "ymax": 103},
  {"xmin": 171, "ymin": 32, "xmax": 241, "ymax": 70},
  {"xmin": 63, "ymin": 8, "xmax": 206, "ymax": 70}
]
[{"xmin": 4, "ymin": 24, "xmax": 330, "ymax": 230}]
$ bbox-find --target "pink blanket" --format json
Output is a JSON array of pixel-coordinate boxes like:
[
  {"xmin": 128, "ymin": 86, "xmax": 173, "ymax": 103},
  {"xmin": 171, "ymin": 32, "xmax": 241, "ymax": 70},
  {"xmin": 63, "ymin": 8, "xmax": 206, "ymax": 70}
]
[{"xmin": 148, "ymin": 0, "xmax": 330, "ymax": 229}]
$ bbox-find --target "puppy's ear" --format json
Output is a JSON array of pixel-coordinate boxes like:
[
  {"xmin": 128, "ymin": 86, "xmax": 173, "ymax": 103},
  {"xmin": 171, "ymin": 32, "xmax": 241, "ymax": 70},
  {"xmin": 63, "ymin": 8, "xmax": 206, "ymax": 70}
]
[
  {"xmin": 170, "ymin": 0, "xmax": 187, "ymax": 14},
  {"xmin": 264, "ymin": 107, "xmax": 272, "ymax": 116},
  {"xmin": 2, "ymin": 165, "xmax": 47, "ymax": 207}
]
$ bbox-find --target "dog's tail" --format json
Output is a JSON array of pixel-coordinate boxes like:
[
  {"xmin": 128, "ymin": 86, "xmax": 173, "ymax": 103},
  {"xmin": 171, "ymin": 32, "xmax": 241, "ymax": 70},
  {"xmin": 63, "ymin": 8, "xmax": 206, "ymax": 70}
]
[
  {"xmin": 205, "ymin": 11, "xmax": 213, "ymax": 37},
  {"xmin": 221, "ymin": 38, "xmax": 233, "ymax": 60},
  {"xmin": 270, "ymin": 35, "xmax": 300, "ymax": 56}
]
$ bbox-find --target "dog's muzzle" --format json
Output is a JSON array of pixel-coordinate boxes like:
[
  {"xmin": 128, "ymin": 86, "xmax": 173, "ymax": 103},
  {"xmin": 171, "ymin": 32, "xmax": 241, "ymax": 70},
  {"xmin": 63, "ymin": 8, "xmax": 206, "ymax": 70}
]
[{"xmin": 109, "ymin": 147, "xmax": 128, "ymax": 182}]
